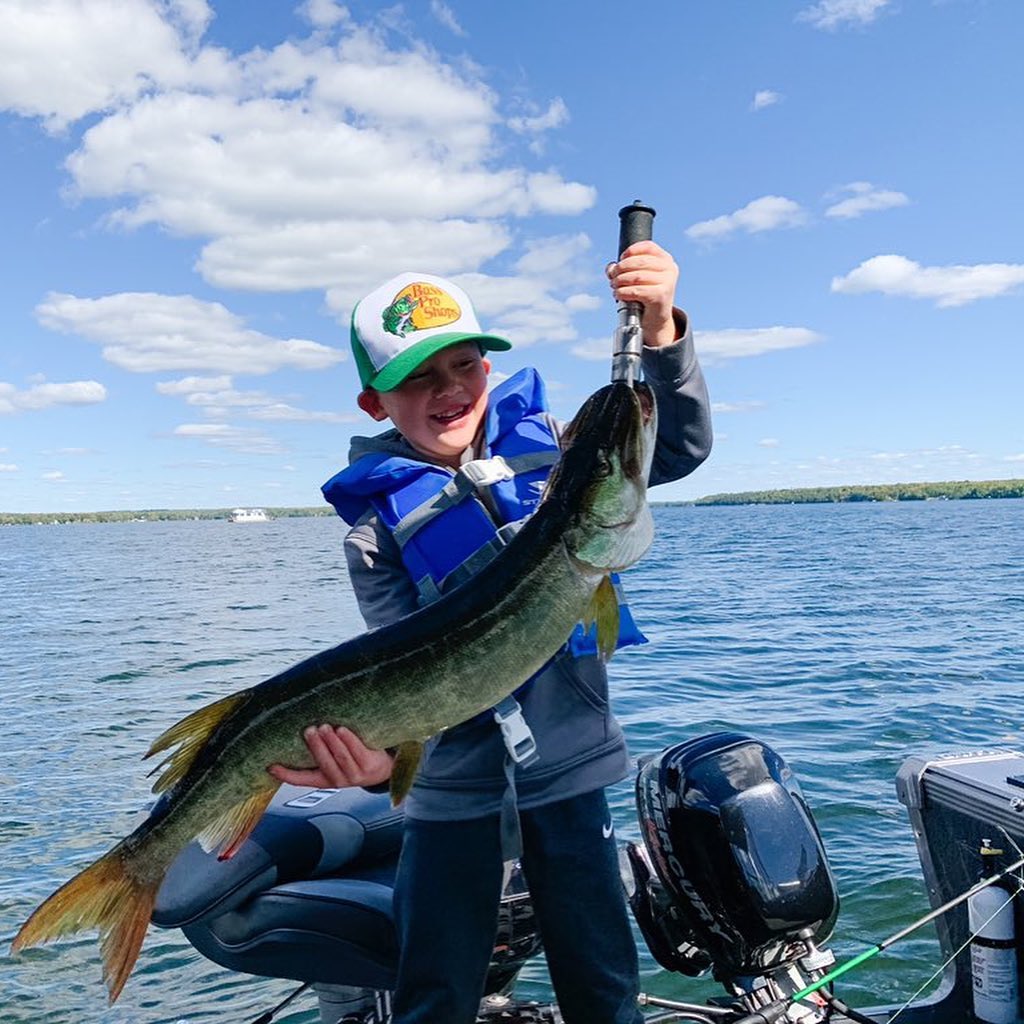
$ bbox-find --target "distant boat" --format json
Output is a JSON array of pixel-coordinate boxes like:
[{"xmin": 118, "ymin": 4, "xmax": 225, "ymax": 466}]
[{"xmin": 228, "ymin": 508, "xmax": 269, "ymax": 523}]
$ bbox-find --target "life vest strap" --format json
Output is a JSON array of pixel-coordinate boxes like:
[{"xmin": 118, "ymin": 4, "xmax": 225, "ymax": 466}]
[
  {"xmin": 392, "ymin": 451, "xmax": 557, "ymax": 555},
  {"xmin": 459, "ymin": 454, "xmax": 515, "ymax": 488},
  {"xmin": 391, "ymin": 471, "xmax": 477, "ymax": 549},
  {"xmin": 492, "ymin": 695, "xmax": 539, "ymax": 767}
]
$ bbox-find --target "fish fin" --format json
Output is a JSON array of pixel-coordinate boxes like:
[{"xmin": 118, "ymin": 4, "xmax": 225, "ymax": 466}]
[
  {"xmin": 195, "ymin": 781, "xmax": 278, "ymax": 861},
  {"xmin": 389, "ymin": 740, "xmax": 424, "ymax": 806},
  {"xmin": 585, "ymin": 575, "xmax": 620, "ymax": 662},
  {"xmin": 145, "ymin": 690, "xmax": 252, "ymax": 794},
  {"xmin": 11, "ymin": 844, "xmax": 158, "ymax": 1004}
]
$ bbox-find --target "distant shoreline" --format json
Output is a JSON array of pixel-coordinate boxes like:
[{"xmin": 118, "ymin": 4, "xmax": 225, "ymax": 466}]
[
  {"xmin": 0, "ymin": 506, "xmax": 337, "ymax": 526},
  {"xmin": 4, "ymin": 478, "xmax": 1023, "ymax": 524},
  {"xmin": 687, "ymin": 478, "xmax": 1024, "ymax": 507}
]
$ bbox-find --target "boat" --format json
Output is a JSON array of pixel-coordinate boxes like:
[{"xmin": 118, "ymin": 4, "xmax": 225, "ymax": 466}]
[
  {"xmin": 228, "ymin": 507, "xmax": 270, "ymax": 523},
  {"xmin": 152, "ymin": 733, "xmax": 1024, "ymax": 1023}
]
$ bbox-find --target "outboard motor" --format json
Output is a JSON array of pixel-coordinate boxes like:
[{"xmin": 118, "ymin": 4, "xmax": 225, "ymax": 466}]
[{"xmin": 625, "ymin": 732, "xmax": 840, "ymax": 1021}]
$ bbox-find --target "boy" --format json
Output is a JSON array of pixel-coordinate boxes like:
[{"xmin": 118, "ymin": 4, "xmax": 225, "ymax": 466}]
[{"xmin": 270, "ymin": 241, "xmax": 712, "ymax": 1023}]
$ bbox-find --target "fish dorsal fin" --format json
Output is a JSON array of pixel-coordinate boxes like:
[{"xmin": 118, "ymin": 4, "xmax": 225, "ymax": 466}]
[
  {"xmin": 145, "ymin": 690, "xmax": 251, "ymax": 794},
  {"xmin": 197, "ymin": 781, "xmax": 278, "ymax": 861},
  {"xmin": 584, "ymin": 575, "xmax": 620, "ymax": 662},
  {"xmin": 389, "ymin": 740, "xmax": 425, "ymax": 806}
]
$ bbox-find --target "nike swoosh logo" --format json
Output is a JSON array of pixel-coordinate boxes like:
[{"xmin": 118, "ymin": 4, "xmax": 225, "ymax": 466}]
[{"xmin": 602, "ymin": 822, "xmax": 614, "ymax": 839}]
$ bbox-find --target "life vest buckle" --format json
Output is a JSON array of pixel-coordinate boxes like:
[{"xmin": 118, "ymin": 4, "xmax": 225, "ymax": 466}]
[
  {"xmin": 460, "ymin": 455, "xmax": 515, "ymax": 489},
  {"xmin": 492, "ymin": 697, "xmax": 539, "ymax": 767}
]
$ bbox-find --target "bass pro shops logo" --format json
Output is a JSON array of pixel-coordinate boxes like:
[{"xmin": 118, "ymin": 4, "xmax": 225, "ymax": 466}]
[{"xmin": 381, "ymin": 282, "xmax": 462, "ymax": 338}]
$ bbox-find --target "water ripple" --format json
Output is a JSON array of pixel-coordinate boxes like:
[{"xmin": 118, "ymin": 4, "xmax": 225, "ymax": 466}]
[{"xmin": 2, "ymin": 503, "xmax": 1022, "ymax": 1018}]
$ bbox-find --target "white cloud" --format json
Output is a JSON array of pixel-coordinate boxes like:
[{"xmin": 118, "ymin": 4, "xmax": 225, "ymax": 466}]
[
  {"xmin": 797, "ymin": 0, "xmax": 891, "ymax": 31},
  {"xmin": 572, "ymin": 328, "xmax": 793, "ymax": 365},
  {"xmin": 156, "ymin": 375, "xmax": 233, "ymax": 395},
  {"xmin": 218, "ymin": 220, "xmax": 511, "ymax": 295},
  {"xmin": 0, "ymin": 379, "xmax": 107, "ymax": 414},
  {"xmin": 712, "ymin": 400, "xmax": 766, "ymax": 414},
  {"xmin": 686, "ymin": 196, "xmax": 806, "ymax": 241},
  {"xmin": 42, "ymin": 470, "xmax": 65, "ymax": 481},
  {"xmin": 446, "ymin": 267, "xmax": 589, "ymax": 348},
  {"xmin": 695, "ymin": 326, "xmax": 823, "ymax": 361},
  {"xmin": 299, "ymin": 0, "xmax": 349, "ymax": 30},
  {"xmin": 164, "ymin": 0, "xmax": 214, "ymax": 44},
  {"xmin": 565, "ymin": 293, "xmax": 601, "ymax": 312},
  {"xmin": 36, "ymin": 292, "xmax": 344, "ymax": 373},
  {"xmin": 509, "ymin": 97, "xmax": 569, "ymax": 139},
  {"xmin": 825, "ymin": 181, "xmax": 909, "ymax": 219},
  {"xmin": 173, "ymin": 423, "xmax": 284, "ymax": 454},
  {"xmin": 514, "ymin": 233, "xmax": 591, "ymax": 279},
  {"xmin": 752, "ymin": 90, "xmax": 781, "ymax": 111},
  {"xmin": 570, "ymin": 338, "xmax": 614, "ymax": 361},
  {"xmin": 53, "ymin": 26, "xmax": 594, "ymax": 296},
  {"xmin": 156, "ymin": 374, "xmax": 353, "ymax": 423},
  {"xmin": 248, "ymin": 403, "xmax": 356, "ymax": 423},
  {"xmin": 0, "ymin": 0, "xmax": 227, "ymax": 130},
  {"xmin": 430, "ymin": 0, "xmax": 466, "ymax": 37},
  {"xmin": 831, "ymin": 254, "xmax": 1024, "ymax": 307},
  {"xmin": 758, "ymin": 438, "xmax": 780, "ymax": 448},
  {"xmin": 0, "ymin": 463, "xmax": 18, "ymax": 472},
  {"xmin": 2, "ymin": 3, "xmax": 603, "ymax": 378}
]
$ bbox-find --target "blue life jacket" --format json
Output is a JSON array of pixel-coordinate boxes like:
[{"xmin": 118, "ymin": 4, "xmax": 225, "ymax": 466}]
[{"xmin": 322, "ymin": 367, "xmax": 645, "ymax": 657}]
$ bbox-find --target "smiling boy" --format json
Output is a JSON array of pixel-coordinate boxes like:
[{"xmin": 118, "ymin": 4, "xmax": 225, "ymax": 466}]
[{"xmin": 270, "ymin": 242, "xmax": 712, "ymax": 1024}]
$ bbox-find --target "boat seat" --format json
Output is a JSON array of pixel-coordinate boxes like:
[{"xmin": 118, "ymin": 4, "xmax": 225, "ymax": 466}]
[
  {"xmin": 182, "ymin": 868, "xmax": 399, "ymax": 989},
  {"xmin": 153, "ymin": 785, "xmax": 403, "ymax": 987}
]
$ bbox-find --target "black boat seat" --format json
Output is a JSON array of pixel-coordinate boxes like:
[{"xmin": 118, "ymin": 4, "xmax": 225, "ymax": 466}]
[
  {"xmin": 153, "ymin": 786, "xmax": 404, "ymax": 988},
  {"xmin": 183, "ymin": 868, "xmax": 399, "ymax": 989}
]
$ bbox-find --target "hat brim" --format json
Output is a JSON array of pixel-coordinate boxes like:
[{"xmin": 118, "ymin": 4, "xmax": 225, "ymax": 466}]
[{"xmin": 368, "ymin": 332, "xmax": 512, "ymax": 392}]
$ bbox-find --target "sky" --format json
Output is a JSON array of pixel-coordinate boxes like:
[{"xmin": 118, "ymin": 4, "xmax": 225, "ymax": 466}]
[{"xmin": 1, "ymin": 0, "xmax": 1022, "ymax": 513}]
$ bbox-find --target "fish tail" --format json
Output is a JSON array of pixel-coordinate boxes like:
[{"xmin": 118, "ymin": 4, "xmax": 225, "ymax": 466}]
[{"xmin": 11, "ymin": 843, "xmax": 158, "ymax": 1004}]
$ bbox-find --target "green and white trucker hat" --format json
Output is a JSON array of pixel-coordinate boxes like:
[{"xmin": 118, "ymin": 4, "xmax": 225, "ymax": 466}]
[{"xmin": 351, "ymin": 272, "xmax": 511, "ymax": 392}]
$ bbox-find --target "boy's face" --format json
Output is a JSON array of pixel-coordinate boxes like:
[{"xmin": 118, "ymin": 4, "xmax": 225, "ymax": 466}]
[{"xmin": 358, "ymin": 341, "xmax": 492, "ymax": 467}]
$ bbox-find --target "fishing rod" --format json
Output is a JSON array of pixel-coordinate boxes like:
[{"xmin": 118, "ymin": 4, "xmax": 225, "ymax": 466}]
[
  {"xmin": 611, "ymin": 200, "xmax": 656, "ymax": 386},
  {"xmin": 729, "ymin": 853, "xmax": 1024, "ymax": 1024}
]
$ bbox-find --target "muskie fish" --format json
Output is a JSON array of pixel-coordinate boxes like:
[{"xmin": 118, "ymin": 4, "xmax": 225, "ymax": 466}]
[{"xmin": 12, "ymin": 381, "xmax": 657, "ymax": 1001}]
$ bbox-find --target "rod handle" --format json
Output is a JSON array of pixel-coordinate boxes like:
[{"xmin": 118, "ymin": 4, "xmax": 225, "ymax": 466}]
[{"xmin": 618, "ymin": 200, "xmax": 656, "ymax": 257}]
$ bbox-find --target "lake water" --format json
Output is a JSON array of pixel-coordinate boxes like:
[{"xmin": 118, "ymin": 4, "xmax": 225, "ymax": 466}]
[{"xmin": 1, "ymin": 500, "xmax": 1022, "ymax": 1022}]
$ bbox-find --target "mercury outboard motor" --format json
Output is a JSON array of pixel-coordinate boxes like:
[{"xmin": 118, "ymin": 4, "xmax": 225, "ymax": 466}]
[{"xmin": 625, "ymin": 732, "xmax": 839, "ymax": 1021}]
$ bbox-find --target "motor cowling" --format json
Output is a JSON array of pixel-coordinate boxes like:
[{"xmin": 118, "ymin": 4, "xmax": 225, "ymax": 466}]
[{"xmin": 633, "ymin": 732, "xmax": 839, "ymax": 978}]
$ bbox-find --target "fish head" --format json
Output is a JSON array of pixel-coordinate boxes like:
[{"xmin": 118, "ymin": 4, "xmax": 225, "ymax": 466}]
[{"xmin": 553, "ymin": 381, "xmax": 657, "ymax": 574}]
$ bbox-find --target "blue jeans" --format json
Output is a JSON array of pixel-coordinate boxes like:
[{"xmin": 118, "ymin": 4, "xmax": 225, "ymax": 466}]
[{"xmin": 390, "ymin": 788, "xmax": 643, "ymax": 1024}]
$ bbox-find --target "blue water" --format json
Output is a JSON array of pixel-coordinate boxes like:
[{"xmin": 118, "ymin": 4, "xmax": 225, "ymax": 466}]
[{"xmin": 1, "ymin": 500, "xmax": 1022, "ymax": 1022}]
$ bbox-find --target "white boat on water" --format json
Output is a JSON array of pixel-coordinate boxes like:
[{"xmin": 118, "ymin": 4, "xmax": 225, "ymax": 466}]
[{"xmin": 228, "ymin": 507, "xmax": 269, "ymax": 523}]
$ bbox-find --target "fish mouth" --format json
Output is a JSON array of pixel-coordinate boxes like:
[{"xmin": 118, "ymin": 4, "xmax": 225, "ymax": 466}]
[{"xmin": 617, "ymin": 382, "xmax": 655, "ymax": 483}]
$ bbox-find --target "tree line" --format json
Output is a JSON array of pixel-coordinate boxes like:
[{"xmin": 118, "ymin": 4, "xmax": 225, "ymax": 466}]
[
  {"xmin": 691, "ymin": 479, "xmax": 1024, "ymax": 506},
  {"xmin": 0, "ymin": 507, "xmax": 336, "ymax": 526},
  {"xmin": 5, "ymin": 478, "xmax": 1023, "ymax": 524}
]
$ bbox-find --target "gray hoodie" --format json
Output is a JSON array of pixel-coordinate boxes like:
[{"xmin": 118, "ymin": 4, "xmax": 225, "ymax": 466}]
[{"xmin": 340, "ymin": 317, "xmax": 712, "ymax": 820}]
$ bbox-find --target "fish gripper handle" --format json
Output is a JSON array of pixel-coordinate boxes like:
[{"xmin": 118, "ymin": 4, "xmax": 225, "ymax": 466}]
[
  {"xmin": 612, "ymin": 200, "xmax": 657, "ymax": 384},
  {"xmin": 618, "ymin": 200, "xmax": 656, "ymax": 257}
]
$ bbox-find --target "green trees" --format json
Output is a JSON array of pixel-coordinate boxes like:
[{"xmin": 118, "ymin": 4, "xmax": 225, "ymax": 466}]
[
  {"xmin": 693, "ymin": 479, "xmax": 1024, "ymax": 506},
  {"xmin": 0, "ymin": 507, "xmax": 335, "ymax": 526}
]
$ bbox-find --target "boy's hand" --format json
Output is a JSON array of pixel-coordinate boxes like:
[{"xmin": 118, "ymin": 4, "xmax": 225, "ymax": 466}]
[
  {"xmin": 268, "ymin": 725, "xmax": 393, "ymax": 789},
  {"xmin": 607, "ymin": 240, "xmax": 680, "ymax": 348}
]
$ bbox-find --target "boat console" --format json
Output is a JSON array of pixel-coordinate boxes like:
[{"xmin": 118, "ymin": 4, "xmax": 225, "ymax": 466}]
[{"xmin": 892, "ymin": 749, "xmax": 1024, "ymax": 1023}]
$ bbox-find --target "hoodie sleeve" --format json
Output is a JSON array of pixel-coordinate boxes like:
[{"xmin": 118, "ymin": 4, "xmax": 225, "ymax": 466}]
[
  {"xmin": 641, "ymin": 309, "xmax": 713, "ymax": 487},
  {"xmin": 345, "ymin": 510, "xmax": 422, "ymax": 629}
]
